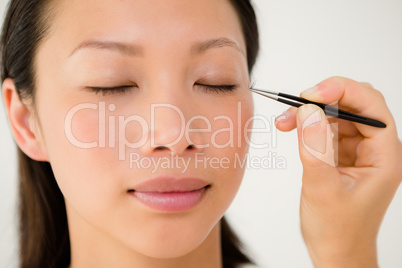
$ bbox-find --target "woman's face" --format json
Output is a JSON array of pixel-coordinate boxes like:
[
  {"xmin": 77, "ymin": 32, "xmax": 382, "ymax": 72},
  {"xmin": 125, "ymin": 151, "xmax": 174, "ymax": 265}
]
[{"xmin": 34, "ymin": 0, "xmax": 253, "ymax": 259}]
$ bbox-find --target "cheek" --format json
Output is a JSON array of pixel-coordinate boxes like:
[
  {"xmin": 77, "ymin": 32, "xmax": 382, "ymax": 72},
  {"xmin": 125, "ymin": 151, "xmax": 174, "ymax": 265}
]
[
  {"xmin": 37, "ymin": 100, "xmax": 130, "ymax": 214},
  {"xmin": 204, "ymin": 94, "xmax": 254, "ymax": 199},
  {"xmin": 68, "ymin": 104, "xmax": 100, "ymax": 144},
  {"xmin": 207, "ymin": 93, "xmax": 253, "ymax": 156},
  {"xmin": 65, "ymin": 101, "xmax": 147, "ymax": 148}
]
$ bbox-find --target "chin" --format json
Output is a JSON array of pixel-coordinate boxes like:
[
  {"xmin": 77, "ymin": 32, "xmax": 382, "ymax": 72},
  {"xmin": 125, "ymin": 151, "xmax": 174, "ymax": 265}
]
[{"xmin": 124, "ymin": 215, "xmax": 220, "ymax": 259}]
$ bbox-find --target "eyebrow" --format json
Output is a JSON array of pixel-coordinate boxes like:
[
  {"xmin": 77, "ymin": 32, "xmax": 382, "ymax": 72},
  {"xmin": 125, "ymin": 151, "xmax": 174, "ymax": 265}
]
[
  {"xmin": 191, "ymin": 38, "xmax": 245, "ymax": 56},
  {"xmin": 69, "ymin": 37, "xmax": 244, "ymax": 57},
  {"xmin": 69, "ymin": 40, "xmax": 143, "ymax": 57}
]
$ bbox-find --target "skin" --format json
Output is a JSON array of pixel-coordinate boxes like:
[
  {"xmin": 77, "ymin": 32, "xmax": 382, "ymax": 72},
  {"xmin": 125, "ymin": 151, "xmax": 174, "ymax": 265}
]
[
  {"xmin": 2, "ymin": 1, "xmax": 402, "ymax": 268},
  {"xmin": 3, "ymin": 0, "xmax": 252, "ymax": 267},
  {"xmin": 276, "ymin": 78, "xmax": 402, "ymax": 267}
]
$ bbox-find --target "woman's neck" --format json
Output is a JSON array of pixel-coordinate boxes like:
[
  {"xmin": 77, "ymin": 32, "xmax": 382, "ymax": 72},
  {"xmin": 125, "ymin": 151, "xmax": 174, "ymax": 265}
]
[{"xmin": 67, "ymin": 205, "xmax": 222, "ymax": 268}]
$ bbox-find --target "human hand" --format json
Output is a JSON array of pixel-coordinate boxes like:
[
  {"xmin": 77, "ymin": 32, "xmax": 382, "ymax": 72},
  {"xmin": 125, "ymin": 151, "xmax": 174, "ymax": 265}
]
[{"xmin": 275, "ymin": 77, "xmax": 402, "ymax": 268}]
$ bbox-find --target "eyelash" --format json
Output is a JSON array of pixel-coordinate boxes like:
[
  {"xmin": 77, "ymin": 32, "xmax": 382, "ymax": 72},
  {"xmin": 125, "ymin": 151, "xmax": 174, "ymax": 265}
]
[
  {"xmin": 195, "ymin": 84, "xmax": 236, "ymax": 93},
  {"xmin": 87, "ymin": 84, "xmax": 236, "ymax": 96},
  {"xmin": 87, "ymin": 85, "xmax": 136, "ymax": 96}
]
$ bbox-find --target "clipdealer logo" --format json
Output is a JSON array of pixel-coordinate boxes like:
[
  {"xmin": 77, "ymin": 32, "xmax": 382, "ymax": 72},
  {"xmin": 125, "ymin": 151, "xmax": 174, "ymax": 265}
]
[{"xmin": 64, "ymin": 101, "xmax": 280, "ymax": 160}]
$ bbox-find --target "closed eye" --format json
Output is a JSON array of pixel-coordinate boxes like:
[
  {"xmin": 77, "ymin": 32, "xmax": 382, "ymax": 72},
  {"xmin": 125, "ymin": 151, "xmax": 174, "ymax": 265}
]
[
  {"xmin": 87, "ymin": 84, "xmax": 236, "ymax": 95},
  {"xmin": 86, "ymin": 85, "xmax": 137, "ymax": 96},
  {"xmin": 195, "ymin": 84, "xmax": 236, "ymax": 93}
]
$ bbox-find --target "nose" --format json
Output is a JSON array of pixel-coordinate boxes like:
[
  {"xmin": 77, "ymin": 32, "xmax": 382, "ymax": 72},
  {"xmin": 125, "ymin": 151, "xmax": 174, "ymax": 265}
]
[
  {"xmin": 139, "ymin": 93, "xmax": 207, "ymax": 157},
  {"xmin": 153, "ymin": 144, "xmax": 197, "ymax": 154}
]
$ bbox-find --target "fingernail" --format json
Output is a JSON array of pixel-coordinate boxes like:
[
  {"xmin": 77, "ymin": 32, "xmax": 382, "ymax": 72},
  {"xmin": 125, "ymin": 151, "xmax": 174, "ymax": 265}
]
[
  {"xmin": 275, "ymin": 110, "xmax": 290, "ymax": 123},
  {"xmin": 298, "ymin": 104, "xmax": 326, "ymax": 154},
  {"xmin": 301, "ymin": 85, "xmax": 319, "ymax": 96}
]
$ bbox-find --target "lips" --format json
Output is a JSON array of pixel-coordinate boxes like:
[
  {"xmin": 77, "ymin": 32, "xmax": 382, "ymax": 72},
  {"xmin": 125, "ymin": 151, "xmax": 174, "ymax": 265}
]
[{"xmin": 129, "ymin": 177, "xmax": 210, "ymax": 212}]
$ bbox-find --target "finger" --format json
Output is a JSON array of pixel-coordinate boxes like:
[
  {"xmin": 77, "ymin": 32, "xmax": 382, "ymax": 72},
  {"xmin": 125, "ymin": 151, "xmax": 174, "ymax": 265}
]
[
  {"xmin": 328, "ymin": 118, "xmax": 360, "ymax": 137},
  {"xmin": 275, "ymin": 107, "xmax": 297, "ymax": 132},
  {"xmin": 278, "ymin": 107, "xmax": 361, "ymax": 137},
  {"xmin": 300, "ymin": 76, "xmax": 394, "ymax": 138},
  {"xmin": 329, "ymin": 119, "xmax": 364, "ymax": 166},
  {"xmin": 337, "ymin": 136, "xmax": 364, "ymax": 167},
  {"xmin": 360, "ymin": 82, "xmax": 374, "ymax": 89},
  {"xmin": 296, "ymin": 104, "xmax": 339, "ymax": 185}
]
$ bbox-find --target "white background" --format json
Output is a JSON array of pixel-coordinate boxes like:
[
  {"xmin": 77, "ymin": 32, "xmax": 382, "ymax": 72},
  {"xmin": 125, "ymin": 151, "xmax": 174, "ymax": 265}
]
[{"xmin": 1, "ymin": 0, "xmax": 401, "ymax": 267}]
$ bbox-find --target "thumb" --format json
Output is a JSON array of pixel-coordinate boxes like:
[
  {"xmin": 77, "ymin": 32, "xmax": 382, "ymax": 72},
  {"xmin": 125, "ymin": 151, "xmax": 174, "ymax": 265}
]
[{"xmin": 296, "ymin": 104, "xmax": 337, "ymax": 178}]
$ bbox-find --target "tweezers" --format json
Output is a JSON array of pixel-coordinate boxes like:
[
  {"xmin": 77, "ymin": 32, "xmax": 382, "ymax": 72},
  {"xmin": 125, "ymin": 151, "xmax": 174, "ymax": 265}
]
[{"xmin": 249, "ymin": 88, "xmax": 386, "ymax": 128}]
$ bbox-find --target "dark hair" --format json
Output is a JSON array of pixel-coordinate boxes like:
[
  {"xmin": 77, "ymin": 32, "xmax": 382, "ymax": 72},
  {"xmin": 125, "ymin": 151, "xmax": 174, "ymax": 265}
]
[{"xmin": 1, "ymin": 0, "xmax": 259, "ymax": 267}]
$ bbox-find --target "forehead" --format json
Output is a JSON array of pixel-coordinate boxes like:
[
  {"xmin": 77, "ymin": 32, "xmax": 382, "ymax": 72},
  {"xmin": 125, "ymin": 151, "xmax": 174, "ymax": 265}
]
[{"xmin": 46, "ymin": 0, "xmax": 245, "ymax": 57}]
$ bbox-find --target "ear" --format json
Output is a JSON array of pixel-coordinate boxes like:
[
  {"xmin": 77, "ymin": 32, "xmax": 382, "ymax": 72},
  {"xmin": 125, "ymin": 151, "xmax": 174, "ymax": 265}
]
[{"xmin": 2, "ymin": 78, "xmax": 49, "ymax": 161}]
